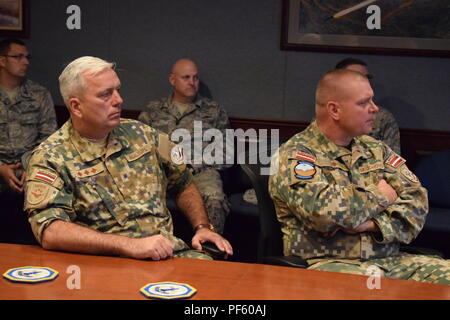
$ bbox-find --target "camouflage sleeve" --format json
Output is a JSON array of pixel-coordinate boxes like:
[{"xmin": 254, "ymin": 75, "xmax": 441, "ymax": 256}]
[
  {"xmin": 24, "ymin": 152, "xmax": 75, "ymax": 244},
  {"xmin": 37, "ymin": 89, "xmax": 57, "ymax": 144},
  {"xmin": 269, "ymin": 148, "xmax": 391, "ymax": 233},
  {"xmin": 156, "ymin": 131, "xmax": 194, "ymax": 198},
  {"xmin": 138, "ymin": 107, "xmax": 152, "ymax": 126},
  {"xmin": 210, "ymin": 105, "xmax": 232, "ymax": 171},
  {"xmin": 372, "ymin": 146, "xmax": 428, "ymax": 244},
  {"xmin": 378, "ymin": 110, "xmax": 401, "ymax": 155}
]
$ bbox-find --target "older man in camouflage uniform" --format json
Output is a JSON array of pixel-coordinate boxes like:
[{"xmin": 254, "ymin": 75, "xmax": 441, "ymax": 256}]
[
  {"xmin": 0, "ymin": 38, "xmax": 56, "ymax": 195},
  {"xmin": 24, "ymin": 56, "xmax": 233, "ymax": 260},
  {"xmin": 335, "ymin": 58, "xmax": 401, "ymax": 155},
  {"xmin": 269, "ymin": 69, "xmax": 449, "ymax": 284},
  {"xmin": 139, "ymin": 59, "xmax": 231, "ymax": 234}
]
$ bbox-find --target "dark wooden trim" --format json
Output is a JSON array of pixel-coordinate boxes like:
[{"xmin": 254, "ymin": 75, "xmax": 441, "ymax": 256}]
[{"xmin": 54, "ymin": 105, "xmax": 450, "ymax": 169}]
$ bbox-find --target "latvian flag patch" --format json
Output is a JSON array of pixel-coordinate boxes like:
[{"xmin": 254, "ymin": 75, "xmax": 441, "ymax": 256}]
[
  {"xmin": 294, "ymin": 152, "xmax": 316, "ymax": 163},
  {"xmin": 32, "ymin": 169, "xmax": 57, "ymax": 185},
  {"xmin": 386, "ymin": 154, "xmax": 405, "ymax": 168}
]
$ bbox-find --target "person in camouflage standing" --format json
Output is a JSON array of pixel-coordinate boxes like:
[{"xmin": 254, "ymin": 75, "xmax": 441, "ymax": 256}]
[
  {"xmin": 0, "ymin": 38, "xmax": 56, "ymax": 195},
  {"xmin": 24, "ymin": 56, "xmax": 233, "ymax": 260},
  {"xmin": 269, "ymin": 69, "xmax": 449, "ymax": 284},
  {"xmin": 335, "ymin": 57, "xmax": 401, "ymax": 155},
  {"xmin": 139, "ymin": 59, "xmax": 231, "ymax": 234}
]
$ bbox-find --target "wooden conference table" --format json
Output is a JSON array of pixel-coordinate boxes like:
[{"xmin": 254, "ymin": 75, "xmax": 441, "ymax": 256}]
[{"xmin": 0, "ymin": 243, "xmax": 448, "ymax": 300}]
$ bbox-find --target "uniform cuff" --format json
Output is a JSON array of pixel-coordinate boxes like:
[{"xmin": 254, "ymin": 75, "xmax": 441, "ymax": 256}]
[{"xmin": 372, "ymin": 214, "xmax": 395, "ymax": 244}]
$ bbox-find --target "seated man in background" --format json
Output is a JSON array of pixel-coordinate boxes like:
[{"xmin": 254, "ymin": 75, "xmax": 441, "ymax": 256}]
[
  {"xmin": 25, "ymin": 56, "xmax": 233, "ymax": 260},
  {"xmin": 0, "ymin": 38, "xmax": 56, "ymax": 196},
  {"xmin": 269, "ymin": 69, "xmax": 449, "ymax": 284},
  {"xmin": 335, "ymin": 57, "xmax": 401, "ymax": 155},
  {"xmin": 0, "ymin": 38, "xmax": 56, "ymax": 244},
  {"xmin": 139, "ymin": 58, "xmax": 231, "ymax": 234}
]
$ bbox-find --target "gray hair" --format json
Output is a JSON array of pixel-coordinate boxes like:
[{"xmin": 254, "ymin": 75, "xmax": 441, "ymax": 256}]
[{"xmin": 59, "ymin": 56, "xmax": 115, "ymax": 105}]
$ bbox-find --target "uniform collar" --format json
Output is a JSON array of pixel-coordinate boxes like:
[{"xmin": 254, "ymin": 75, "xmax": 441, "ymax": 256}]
[
  {"xmin": 163, "ymin": 94, "xmax": 203, "ymax": 119},
  {"xmin": 0, "ymin": 79, "xmax": 32, "ymax": 102},
  {"xmin": 308, "ymin": 121, "xmax": 375, "ymax": 165},
  {"xmin": 68, "ymin": 121, "xmax": 129, "ymax": 162}
]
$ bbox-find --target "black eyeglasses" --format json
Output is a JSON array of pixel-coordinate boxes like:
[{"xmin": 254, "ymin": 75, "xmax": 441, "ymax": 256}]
[
  {"xmin": 366, "ymin": 74, "xmax": 373, "ymax": 80},
  {"xmin": 3, "ymin": 54, "xmax": 32, "ymax": 61}
]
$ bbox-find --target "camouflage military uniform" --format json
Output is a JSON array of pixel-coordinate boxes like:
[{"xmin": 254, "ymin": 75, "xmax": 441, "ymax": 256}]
[
  {"xmin": 370, "ymin": 107, "xmax": 401, "ymax": 155},
  {"xmin": 25, "ymin": 119, "xmax": 210, "ymax": 260},
  {"xmin": 269, "ymin": 121, "xmax": 450, "ymax": 284},
  {"xmin": 139, "ymin": 95, "xmax": 231, "ymax": 233},
  {"xmin": 0, "ymin": 79, "xmax": 57, "ymax": 193}
]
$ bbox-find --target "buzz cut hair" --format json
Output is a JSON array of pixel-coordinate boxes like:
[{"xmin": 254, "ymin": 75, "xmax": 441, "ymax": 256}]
[
  {"xmin": 0, "ymin": 38, "xmax": 26, "ymax": 55},
  {"xmin": 59, "ymin": 56, "xmax": 115, "ymax": 105}
]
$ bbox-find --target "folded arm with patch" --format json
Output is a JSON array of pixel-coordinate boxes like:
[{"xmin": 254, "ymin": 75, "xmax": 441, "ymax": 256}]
[
  {"xmin": 371, "ymin": 146, "xmax": 428, "ymax": 244},
  {"xmin": 274, "ymin": 149, "xmax": 391, "ymax": 234}
]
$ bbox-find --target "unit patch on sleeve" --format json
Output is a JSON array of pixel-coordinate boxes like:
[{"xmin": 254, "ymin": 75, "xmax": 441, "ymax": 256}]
[
  {"xmin": 401, "ymin": 167, "xmax": 419, "ymax": 183},
  {"xmin": 294, "ymin": 161, "xmax": 316, "ymax": 180}
]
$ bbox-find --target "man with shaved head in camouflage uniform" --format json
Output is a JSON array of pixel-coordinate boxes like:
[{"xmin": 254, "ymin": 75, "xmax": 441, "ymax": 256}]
[
  {"xmin": 139, "ymin": 58, "xmax": 231, "ymax": 234},
  {"xmin": 24, "ymin": 56, "xmax": 233, "ymax": 260},
  {"xmin": 269, "ymin": 69, "xmax": 449, "ymax": 284}
]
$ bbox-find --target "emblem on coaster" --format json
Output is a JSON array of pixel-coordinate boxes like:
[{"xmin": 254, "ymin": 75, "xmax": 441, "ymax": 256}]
[
  {"xmin": 3, "ymin": 266, "xmax": 59, "ymax": 283},
  {"xmin": 140, "ymin": 282, "xmax": 197, "ymax": 300}
]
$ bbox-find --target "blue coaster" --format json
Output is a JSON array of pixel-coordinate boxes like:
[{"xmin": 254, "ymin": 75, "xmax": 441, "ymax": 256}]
[
  {"xmin": 3, "ymin": 266, "xmax": 59, "ymax": 284},
  {"xmin": 140, "ymin": 282, "xmax": 197, "ymax": 300}
]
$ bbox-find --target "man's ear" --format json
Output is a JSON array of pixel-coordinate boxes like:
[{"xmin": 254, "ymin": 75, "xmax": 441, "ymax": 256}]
[
  {"xmin": 0, "ymin": 56, "xmax": 6, "ymax": 68},
  {"xmin": 168, "ymin": 73, "xmax": 175, "ymax": 87},
  {"xmin": 68, "ymin": 98, "xmax": 82, "ymax": 118},
  {"xmin": 327, "ymin": 101, "xmax": 341, "ymax": 121}
]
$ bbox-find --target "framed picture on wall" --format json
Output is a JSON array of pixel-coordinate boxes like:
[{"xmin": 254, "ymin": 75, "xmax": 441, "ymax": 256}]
[
  {"xmin": 281, "ymin": 0, "xmax": 450, "ymax": 57},
  {"xmin": 0, "ymin": 0, "xmax": 29, "ymax": 38}
]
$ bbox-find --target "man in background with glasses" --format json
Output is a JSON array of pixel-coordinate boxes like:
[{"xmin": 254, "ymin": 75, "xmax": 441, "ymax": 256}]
[
  {"xmin": 0, "ymin": 38, "xmax": 56, "ymax": 196},
  {"xmin": 335, "ymin": 58, "xmax": 401, "ymax": 155},
  {"xmin": 0, "ymin": 38, "xmax": 56, "ymax": 244}
]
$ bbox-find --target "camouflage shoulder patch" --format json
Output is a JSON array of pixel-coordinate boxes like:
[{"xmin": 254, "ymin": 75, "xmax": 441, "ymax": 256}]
[
  {"xmin": 170, "ymin": 145, "xmax": 185, "ymax": 165},
  {"xmin": 293, "ymin": 152, "xmax": 316, "ymax": 163},
  {"xmin": 26, "ymin": 182, "xmax": 50, "ymax": 206},
  {"xmin": 290, "ymin": 160, "xmax": 317, "ymax": 184},
  {"xmin": 386, "ymin": 154, "xmax": 405, "ymax": 168},
  {"xmin": 294, "ymin": 161, "xmax": 316, "ymax": 179},
  {"xmin": 401, "ymin": 167, "xmax": 419, "ymax": 183},
  {"xmin": 29, "ymin": 167, "xmax": 62, "ymax": 188}
]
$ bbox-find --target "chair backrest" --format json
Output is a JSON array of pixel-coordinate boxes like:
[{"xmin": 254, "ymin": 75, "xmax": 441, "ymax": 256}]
[
  {"xmin": 240, "ymin": 163, "xmax": 284, "ymax": 262},
  {"xmin": 414, "ymin": 150, "xmax": 450, "ymax": 208}
]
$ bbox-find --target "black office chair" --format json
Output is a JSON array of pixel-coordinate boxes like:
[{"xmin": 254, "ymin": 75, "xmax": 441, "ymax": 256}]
[
  {"xmin": 240, "ymin": 163, "xmax": 307, "ymax": 268},
  {"xmin": 406, "ymin": 150, "xmax": 450, "ymax": 258}
]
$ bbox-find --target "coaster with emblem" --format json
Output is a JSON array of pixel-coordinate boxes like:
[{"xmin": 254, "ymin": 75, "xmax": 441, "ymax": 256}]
[
  {"xmin": 3, "ymin": 266, "xmax": 59, "ymax": 284},
  {"xmin": 140, "ymin": 282, "xmax": 197, "ymax": 300}
]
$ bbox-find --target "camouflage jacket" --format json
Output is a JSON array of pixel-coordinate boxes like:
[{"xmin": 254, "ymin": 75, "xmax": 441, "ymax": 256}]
[
  {"xmin": 370, "ymin": 107, "xmax": 400, "ymax": 155},
  {"xmin": 25, "ymin": 119, "xmax": 192, "ymax": 251},
  {"xmin": 269, "ymin": 121, "xmax": 428, "ymax": 261},
  {"xmin": 0, "ymin": 79, "xmax": 57, "ymax": 165},
  {"xmin": 138, "ymin": 95, "xmax": 232, "ymax": 172}
]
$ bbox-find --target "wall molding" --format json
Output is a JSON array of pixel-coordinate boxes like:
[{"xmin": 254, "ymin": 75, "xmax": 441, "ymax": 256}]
[{"xmin": 55, "ymin": 106, "xmax": 450, "ymax": 169}]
